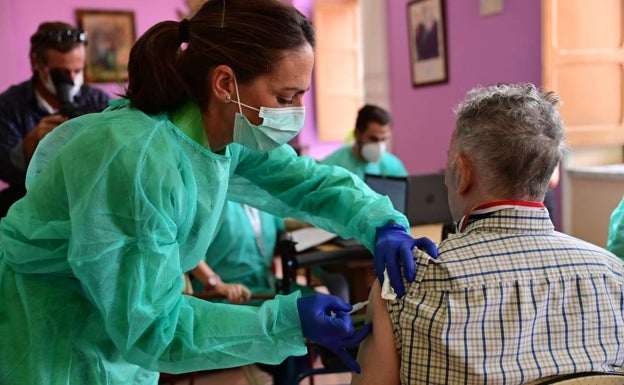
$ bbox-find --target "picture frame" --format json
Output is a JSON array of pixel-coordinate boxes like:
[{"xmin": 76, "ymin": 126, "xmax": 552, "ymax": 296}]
[
  {"xmin": 76, "ymin": 9, "xmax": 136, "ymax": 83},
  {"xmin": 406, "ymin": 0, "xmax": 449, "ymax": 87}
]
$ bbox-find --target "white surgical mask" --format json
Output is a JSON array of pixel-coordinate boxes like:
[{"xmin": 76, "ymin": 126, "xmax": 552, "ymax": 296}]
[
  {"xmin": 361, "ymin": 141, "xmax": 386, "ymax": 163},
  {"xmin": 230, "ymin": 76, "xmax": 305, "ymax": 152},
  {"xmin": 43, "ymin": 70, "xmax": 83, "ymax": 102}
]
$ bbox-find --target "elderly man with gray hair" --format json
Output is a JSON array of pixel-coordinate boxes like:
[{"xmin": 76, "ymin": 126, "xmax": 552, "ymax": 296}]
[{"xmin": 352, "ymin": 83, "xmax": 624, "ymax": 385}]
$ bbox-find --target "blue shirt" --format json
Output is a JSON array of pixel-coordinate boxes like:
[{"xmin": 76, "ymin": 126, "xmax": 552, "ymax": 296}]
[{"xmin": 388, "ymin": 202, "xmax": 624, "ymax": 384}]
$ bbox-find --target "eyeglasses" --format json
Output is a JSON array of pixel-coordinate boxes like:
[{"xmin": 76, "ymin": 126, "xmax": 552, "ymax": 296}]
[{"xmin": 40, "ymin": 29, "xmax": 88, "ymax": 44}]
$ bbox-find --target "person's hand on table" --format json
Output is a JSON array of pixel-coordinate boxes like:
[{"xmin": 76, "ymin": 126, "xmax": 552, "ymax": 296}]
[
  {"xmin": 374, "ymin": 223, "xmax": 439, "ymax": 298},
  {"xmin": 214, "ymin": 282, "xmax": 252, "ymax": 304}
]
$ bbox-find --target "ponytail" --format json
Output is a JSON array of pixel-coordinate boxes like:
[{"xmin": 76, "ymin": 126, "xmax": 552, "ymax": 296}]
[
  {"xmin": 124, "ymin": 0, "xmax": 316, "ymax": 115},
  {"xmin": 124, "ymin": 21, "xmax": 187, "ymax": 113}
]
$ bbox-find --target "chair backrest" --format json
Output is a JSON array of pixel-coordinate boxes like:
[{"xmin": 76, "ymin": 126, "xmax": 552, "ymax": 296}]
[{"xmin": 533, "ymin": 372, "xmax": 624, "ymax": 385}]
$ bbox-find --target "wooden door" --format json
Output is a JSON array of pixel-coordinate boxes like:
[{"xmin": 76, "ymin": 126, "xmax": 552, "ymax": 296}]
[
  {"xmin": 313, "ymin": 0, "xmax": 363, "ymax": 142},
  {"xmin": 542, "ymin": 0, "xmax": 624, "ymax": 147}
]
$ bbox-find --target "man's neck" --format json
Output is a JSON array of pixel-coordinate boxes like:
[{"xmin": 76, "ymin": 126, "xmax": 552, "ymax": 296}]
[{"xmin": 350, "ymin": 143, "xmax": 366, "ymax": 163}]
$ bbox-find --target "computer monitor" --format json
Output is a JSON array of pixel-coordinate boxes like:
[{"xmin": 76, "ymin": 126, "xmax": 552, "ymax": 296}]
[
  {"xmin": 406, "ymin": 173, "xmax": 453, "ymax": 226},
  {"xmin": 363, "ymin": 174, "xmax": 408, "ymax": 214},
  {"xmin": 364, "ymin": 173, "xmax": 453, "ymax": 226}
]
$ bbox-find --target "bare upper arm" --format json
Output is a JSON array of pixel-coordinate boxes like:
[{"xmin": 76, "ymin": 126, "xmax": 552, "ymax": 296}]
[{"xmin": 351, "ymin": 279, "xmax": 400, "ymax": 385}]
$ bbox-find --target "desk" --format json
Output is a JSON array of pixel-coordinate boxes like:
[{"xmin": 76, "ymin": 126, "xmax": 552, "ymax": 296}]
[
  {"xmin": 301, "ymin": 223, "xmax": 444, "ymax": 303},
  {"xmin": 409, "ymin": 223, "xmax": 444, "ymax": 244}
]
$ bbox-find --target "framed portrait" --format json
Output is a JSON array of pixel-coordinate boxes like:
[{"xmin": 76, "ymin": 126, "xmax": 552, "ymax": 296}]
[
  {"xmin": 406, "ymin": 0, "xmax": 449, "ymax": 87},
  {"xmin": 76, "ymin": 10, "xmax": 136, "ymax": 83}
]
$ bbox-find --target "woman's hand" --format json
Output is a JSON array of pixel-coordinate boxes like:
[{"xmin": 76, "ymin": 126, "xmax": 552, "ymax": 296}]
[
  {"xmin": 214, "ymin": 282, "xmax": 252, "ymax": 304},
  {"xmin": 374, "ymin": 223, "xmax": 438, "ymax": 298}
]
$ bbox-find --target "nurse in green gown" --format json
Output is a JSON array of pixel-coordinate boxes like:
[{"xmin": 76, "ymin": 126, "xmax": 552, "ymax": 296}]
[
  {"xmin": 189, "ymin": 201, "xmax": 306, "ymax": 303},
  {"xmin": 0, "ymin": 1, "xmax": 436, "ymax": 383}
]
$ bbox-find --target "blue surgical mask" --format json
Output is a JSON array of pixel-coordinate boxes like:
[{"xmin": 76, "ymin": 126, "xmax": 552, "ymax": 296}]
[{"xmin": 230, "ymin": 77, "xmax": 305, "ymax": 152}]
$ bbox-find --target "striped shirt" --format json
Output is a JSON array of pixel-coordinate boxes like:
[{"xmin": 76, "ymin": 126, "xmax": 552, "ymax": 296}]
[{"xmin": 387, "ymin": 202, "xmax": 624, "ymax": 384}]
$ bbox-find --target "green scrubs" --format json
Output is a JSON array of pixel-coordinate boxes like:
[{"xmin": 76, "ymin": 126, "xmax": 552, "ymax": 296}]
[
  {"xmin": 320, "ymin": 145, "xmax": 408, "ymax": 180},
  {"xmin": 0, "ymin": 100, "xmax": 407, "ymax": 384},
  {"xmin": 607, "ymin": 195, "xmax": 624, "ymax": 259},
  {"xmin": 190, "ymin": 201, "xmax": 286, "ymax": 297}
]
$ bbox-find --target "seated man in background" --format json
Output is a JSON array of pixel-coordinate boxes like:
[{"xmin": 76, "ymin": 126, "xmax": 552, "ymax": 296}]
[
  {"xmin": 607, "ymin": 195, "xmax": 624, "ymax": 259},
  {"xmin": 352, "ymin": 83, "xmax": 624, "ymax": 385},
  {"xmin": 189, "ymin": 201, "xmax": 313, "ymax": 303},
  {"xmin": 0, "ymin": 21, "xmax": 110, "ymax": 216},
  {"xmin": 320, "ymin": 104, "xmax": 407, "ymax": 179},
  {"xmin": 189, "ymin": 201, "xmax": 350, "ymax": 304}
]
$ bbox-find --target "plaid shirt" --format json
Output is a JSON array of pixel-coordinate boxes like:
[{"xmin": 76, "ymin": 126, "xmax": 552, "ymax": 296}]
[{"xmin": 388, "ymin": 201, "xmax": 624, "ymax": 384}]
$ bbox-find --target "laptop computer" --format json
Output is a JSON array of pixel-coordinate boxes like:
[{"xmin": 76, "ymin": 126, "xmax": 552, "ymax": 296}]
[
  {"xmin": 363, "ymin": 174, "xmax": 409, "ymax": 215},
  {"xmin": 406, "ymin": 173, "xmax": 453, "ymax": 226},
  {"xmin": 364, "ymin": 173, "xmax": 453, "ymax": 226}
]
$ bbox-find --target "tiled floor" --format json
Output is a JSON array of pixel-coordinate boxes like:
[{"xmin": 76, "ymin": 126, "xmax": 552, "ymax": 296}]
[{"xmin": 161, "ymin": 357, "xmax": 352, "ymax": 385}]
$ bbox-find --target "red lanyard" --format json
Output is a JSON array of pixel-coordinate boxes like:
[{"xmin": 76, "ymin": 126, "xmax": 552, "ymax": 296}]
[{"xmin": 457, "ymin": 200, "xmax": 546, "ymax": 233}]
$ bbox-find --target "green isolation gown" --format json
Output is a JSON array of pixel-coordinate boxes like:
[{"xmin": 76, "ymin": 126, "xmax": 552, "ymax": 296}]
[{"xmin": 190, "ymin": 201, "xmax": 286, "ymax": 298}]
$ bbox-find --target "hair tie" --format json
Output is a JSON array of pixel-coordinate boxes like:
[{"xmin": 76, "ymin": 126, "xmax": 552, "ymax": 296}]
[{"xmin": 179, "ymin": 19, "xmax": 190, "ymax": 43}]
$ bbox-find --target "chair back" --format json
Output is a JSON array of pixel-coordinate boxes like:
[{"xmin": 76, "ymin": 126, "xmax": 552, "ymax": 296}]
[{"xmin": 532, "ymin": 372, "xmax": 624, "ymax": 385}]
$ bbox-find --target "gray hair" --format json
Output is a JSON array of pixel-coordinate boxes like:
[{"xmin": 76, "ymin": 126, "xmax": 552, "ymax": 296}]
[{"xmin": 452, "ymin": 83, "xmax": 566, "ymax": 200}]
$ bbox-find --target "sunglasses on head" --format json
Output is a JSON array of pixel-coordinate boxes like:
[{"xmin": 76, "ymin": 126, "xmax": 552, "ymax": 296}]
[{"xmin": 41, "ymin": 29, "xmax": 88, "ymax": 44}]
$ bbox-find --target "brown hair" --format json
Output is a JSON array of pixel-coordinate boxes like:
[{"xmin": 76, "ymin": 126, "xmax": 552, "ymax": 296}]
[
  {"xmin": 355, "ymin": 104, "xmax": 391, "ymax": 132},
  {"xmin": 124, "ymin": 0, "xmax": 316, "ymax": 113},
  {"xmin": 29, "ymin": 21, "xmax": 87, "ymax": 71}
]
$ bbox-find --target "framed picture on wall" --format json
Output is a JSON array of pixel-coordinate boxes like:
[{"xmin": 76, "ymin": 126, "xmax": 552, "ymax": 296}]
[
  {"xmin": 406, "ymin": 0, "xmax": 448, "ymax": 87},
  {"xmin": 76, "ymin": 9, "xmax": 136, "ymax": 83}
]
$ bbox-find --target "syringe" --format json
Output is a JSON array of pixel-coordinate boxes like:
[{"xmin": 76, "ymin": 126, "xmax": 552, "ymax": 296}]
[
  {"xmin": 329, "ymin": 300, "xmax": 369, "ymax": 317},
  {"xmin": 348, "ymin": 300, "xmax": 369, "ymax": 315}
]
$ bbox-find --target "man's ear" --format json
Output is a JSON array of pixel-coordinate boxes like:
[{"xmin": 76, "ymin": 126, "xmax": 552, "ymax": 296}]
[
  {"xmin": 210, "ymin": 65, "xmax": 235, "ymax": 103},
  {"xmin": 456, "ymin": 153, "xmax": 473, "ymax": 195},
  {"xmin": 353, "ymin": 129, "xmax": 361, "ymax": 144},
  {"xmin": 31, "ymin": 52, "xmax": 43, "ymax": 73}
]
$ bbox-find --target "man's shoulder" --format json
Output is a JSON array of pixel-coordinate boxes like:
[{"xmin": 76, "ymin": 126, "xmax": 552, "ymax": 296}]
[
  {"xmin": 0, "ymin": 80, "xmax": 33, "ymax": 105},
  {"xmin": 78, "ymin": 85, "xmax": 111, "ymax": 109},
  {"xmin": 322, "ymin": 145, "xmax": 351, "ymax": 160},
  {"xmin": 81, "ymin": 84, "xmax": 109, "ymax": 97},
  {"xmin": 382, "ymin": 151, "xmax": 404, "ymax": 163},
  {"xmin": 319, "ymin": 146, "xmax": 363, "ymax": 176},
  {"xmin": 438, "ymin": 230, "xmax": 624, "ymax": 275},
  {"xmin": 380, "ymin": 151, "xmax": 407, "ymax": 174}
]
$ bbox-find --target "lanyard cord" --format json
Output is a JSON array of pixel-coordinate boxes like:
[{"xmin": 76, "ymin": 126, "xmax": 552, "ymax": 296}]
[{"xmin": 243, "ymin": 204, "xmax": 265, "ymax": 255}]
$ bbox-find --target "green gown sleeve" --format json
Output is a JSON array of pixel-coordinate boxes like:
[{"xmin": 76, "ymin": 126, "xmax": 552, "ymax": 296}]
[
  {"xmin": 227, "ymin": 144, "xmax": 410, "ymax": 251},
  {"xmin": 607, "ymin": 195, "xmax": 624, "ymax": 259}
]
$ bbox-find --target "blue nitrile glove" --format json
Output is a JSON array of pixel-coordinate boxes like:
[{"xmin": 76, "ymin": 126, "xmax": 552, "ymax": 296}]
[
  {"xmin": 297, "ymin": 293, "xmax": 372, "ymax": 373},
  {"xmin": 374, "ymin": 223, "xmax": 439, "ymax": 298}
]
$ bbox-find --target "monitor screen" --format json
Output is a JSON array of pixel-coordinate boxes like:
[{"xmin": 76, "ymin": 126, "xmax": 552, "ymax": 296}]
[
  {"xmin": 406, "ymin": 173, "xmax": 453, "ymax": 225},
  {"xmin": 364, "ymin": 174, "xmax": 408, "ymax": 214}
]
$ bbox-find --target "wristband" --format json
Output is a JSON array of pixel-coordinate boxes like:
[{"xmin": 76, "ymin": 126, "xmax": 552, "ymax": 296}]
[{"xmin": 206, "ymin": 274, "xmax": 222, "ymax": 292}]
